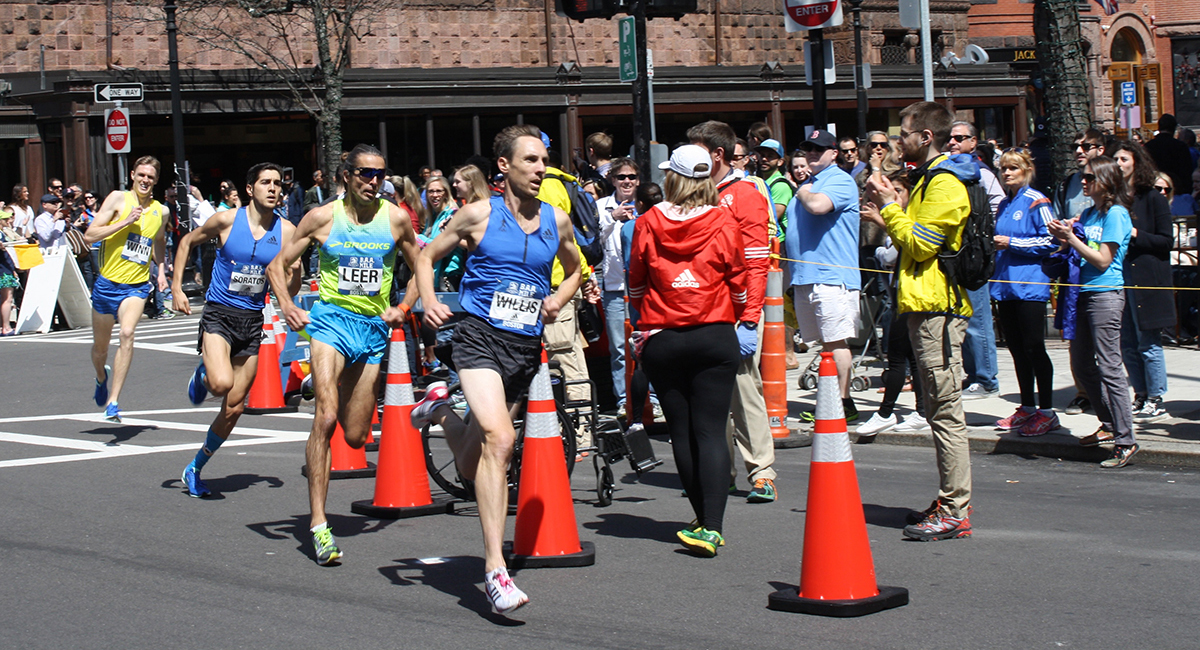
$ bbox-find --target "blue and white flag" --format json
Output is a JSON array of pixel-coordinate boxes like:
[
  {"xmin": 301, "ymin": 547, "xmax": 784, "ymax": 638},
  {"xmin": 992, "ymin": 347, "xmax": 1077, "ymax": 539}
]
[{"xmin": 1095, "ymin": 0, "xmax": 1118, "ymax": 16}]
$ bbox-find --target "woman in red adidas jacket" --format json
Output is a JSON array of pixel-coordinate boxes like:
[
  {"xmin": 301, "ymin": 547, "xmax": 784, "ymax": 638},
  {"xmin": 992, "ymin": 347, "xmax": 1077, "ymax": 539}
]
[{"xmin": 628, "ymin": 144, "xmax": 750, "ymax": 557}]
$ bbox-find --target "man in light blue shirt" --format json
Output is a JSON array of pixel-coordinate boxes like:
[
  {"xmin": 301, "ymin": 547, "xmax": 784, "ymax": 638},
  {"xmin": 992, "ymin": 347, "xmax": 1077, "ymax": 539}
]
[{"xmin": 785, "ymin": 129, "xmax": 862, "ymax": 419}]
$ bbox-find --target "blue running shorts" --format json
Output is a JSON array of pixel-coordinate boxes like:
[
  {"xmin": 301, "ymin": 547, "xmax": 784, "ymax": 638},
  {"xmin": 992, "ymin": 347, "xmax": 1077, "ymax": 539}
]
[
  {"xmin": 305, "ymin": 300, "xmax": 389, "ymax": 365},
  {"xmin": 92, "ymin": 275, "xmax": 152, "ymax": 317}
]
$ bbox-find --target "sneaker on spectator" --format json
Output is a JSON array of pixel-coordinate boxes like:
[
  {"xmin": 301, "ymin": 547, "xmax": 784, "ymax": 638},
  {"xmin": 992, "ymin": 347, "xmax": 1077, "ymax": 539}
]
[
  {"xmin": 892, "ymin": 412, "xmax": 931, "ymax": 432},
  {"xmin": 746, "ymin": 478, "xmax": 776, "ymax": 503},
  {"xmin": 856, "ymin": 412, "xmax": 899, "ymax": 437},
  {"xmin": 1131, "ymin": 395, "xmax": 1146, "ymax": 415},
  {"xmin": 995, "ymin": 407, "xmax": 1035, "ymax": 431},
  {"xmin": 1064, "ymin": 396, "xmax": 1091, "ymax": 415},
  {"xmin": 1019, "ymin": 411, "xmax": 1060, "ymax": 437},
  {"xmin": 961, "ymin": 383, "xmax": 998, "ymax": 400},
  {"xmin": 903, "ymin": 510, "xmax": 972, "ymax": 541},
  {"xmin": 1100, "ymin": 443, "xmax": 1140, "ymax": 469},
  {"xmin": 651, "ymin": 402, "xmax": 664, "ymax": 420},
  {"xmin": 1135, "ymin": 397, "xmax": 1169, "ymax": 424}
]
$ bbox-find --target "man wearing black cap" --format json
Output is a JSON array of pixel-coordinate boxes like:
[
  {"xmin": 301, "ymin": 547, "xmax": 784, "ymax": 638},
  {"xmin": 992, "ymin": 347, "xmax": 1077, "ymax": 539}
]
[
  {"xmin": 33, "ymin": 193, "xmax": 69, "ymax": 251},
  {"xmin": 787, "ymin": 130, "xmax": 861, "ymax": 420}
]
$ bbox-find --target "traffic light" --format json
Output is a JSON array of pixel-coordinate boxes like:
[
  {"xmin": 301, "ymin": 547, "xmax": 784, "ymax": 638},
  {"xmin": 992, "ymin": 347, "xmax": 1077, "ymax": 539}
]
[{"xmin": 557, "ymin": 0, "xmax": 613, "ymax": 21}]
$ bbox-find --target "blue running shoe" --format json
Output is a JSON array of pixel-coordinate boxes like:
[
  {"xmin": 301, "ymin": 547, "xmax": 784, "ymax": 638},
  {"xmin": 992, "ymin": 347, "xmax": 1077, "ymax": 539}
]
[
  {"xmin": 182, "ymin": 465, "xmax": 211, "ymax": 498},
  {"xmin": 188, "ymin": 362, "xmax": 208, "ymax": 405},
  {"xmin": 94, "ymin": 364, "xmax": 111, "ymax": 407},
  {"xmin": 104, "ymin": 402, "xmax": 121, "ymax": 423}
]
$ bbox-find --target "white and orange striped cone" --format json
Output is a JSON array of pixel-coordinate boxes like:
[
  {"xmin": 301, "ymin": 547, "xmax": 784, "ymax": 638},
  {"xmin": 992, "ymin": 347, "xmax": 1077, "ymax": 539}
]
[
  {"xmin": 352, "ymin": 327, "xmax": 454, "ymax": 518},
  {"xmin": 503, "ymin": 348, "xmax": 596, "ymax": 569},
  {"xmin": 768, "ymin": 351, "xmax": 908, "ymax": 617},
  {"xmin": 245, "ymin": 296, "xmax": 297, "ymax": 415}
]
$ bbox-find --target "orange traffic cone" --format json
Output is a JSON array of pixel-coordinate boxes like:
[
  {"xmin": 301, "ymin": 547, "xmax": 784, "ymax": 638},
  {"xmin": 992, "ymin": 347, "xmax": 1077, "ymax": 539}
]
[
  {"xmin": 762, "ymin": 248, "xmax": 790, "ymax": 438},
  {"xmin": 245, "ymin": 300, "xmax": 297, "ymax": 415},
  {"xmin": 768, "ymin": 351, "xmax": 908, "ymax": 617},
  {"xmin": 503, "ymin": 348, "xmax": 596, "ymax": 569},
  {"xmin": 300, "ymin": 420, "xmax": 376, "ymax": 480},
  {"xmin": 352, "ymin": 327, "xmax": 454, "ymax": 518}
]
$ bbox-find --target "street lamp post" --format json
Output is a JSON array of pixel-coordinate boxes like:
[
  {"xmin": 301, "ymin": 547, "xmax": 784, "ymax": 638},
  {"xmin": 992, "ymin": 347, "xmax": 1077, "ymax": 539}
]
[
  {"xmin": 848, "ymin": 0, "xmax": 867, "ymax": 141},
  {"xmin": 165, "ymin": 0, "xmax": 188, "ymax": 226}
]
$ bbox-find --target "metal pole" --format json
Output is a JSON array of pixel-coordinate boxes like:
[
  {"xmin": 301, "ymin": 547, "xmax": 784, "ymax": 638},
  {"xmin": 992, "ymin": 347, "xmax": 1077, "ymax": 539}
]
[
  {"xmin": 850, "ymin": 0, "xmax": 868, "ymax": 140},
  {"xmin": 647, "ymin": 50, "xmax": 657, "ymax": 144},
  {"xmin": 425, "ymin": 115, "xmax": 435, "ymax": 169},
  {"xmin": 919, "ymin": 0, "xmax": 933, "ymax": 101},
  {"xmin": 811, "ymin": 29, "xmax": 827, "ymax": 129},
  {"xmin": 165, "ymin": 0, "xmax": 188, "ymax": 227},
  {"xmin": 631, "ymin": 0, "xmax": 652, "ymax": 173}
]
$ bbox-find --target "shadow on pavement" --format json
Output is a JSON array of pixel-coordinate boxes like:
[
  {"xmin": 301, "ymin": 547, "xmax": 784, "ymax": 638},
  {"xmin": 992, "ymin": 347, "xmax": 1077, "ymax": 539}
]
[
  {"xmin": 81, "ymin": 423, "xmax": 155, "ymax": 446},
  {"xmin": 245, "ymin": 513, "xmax": 396, "ymax": 563},
  {"xmin": 378, "ymin": 556, "xmax": 525, "ymax": 625},
  {"xmin": 582, "ymin": 512, "xmax": 685, "ymax": 544},
  {"xmin": 862, "ymin": 503, "xmax": 913, "ymax": 530}
]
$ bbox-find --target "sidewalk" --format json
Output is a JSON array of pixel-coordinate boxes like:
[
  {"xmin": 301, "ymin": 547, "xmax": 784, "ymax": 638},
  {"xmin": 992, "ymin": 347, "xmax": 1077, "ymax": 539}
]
[{"xmin": 786, "ymin": 340, "xmax": 1200, "ymax": 469}]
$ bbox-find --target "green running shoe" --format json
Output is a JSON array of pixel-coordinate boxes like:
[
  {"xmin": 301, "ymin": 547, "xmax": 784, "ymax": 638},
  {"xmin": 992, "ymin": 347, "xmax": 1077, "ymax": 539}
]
[
  {"xmin": 312, "ymin": 526, "xmax": 343, "ymax": 566},
  {"xmin": 677, "ymin": 527, "xmax": 724, "ymax": 557}
]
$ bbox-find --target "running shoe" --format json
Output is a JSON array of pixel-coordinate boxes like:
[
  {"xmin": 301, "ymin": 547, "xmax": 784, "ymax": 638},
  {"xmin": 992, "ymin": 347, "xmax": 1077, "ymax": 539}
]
[
  {"xmin": 311, "ymin": 526, "xmax": 343, "ymax": 566},
  {"xmin": 1134, "ymin": 397, "xmax": 1169, "ymax": 424},
  {"xmin": 1100, "ymin": 444, "xmax": 1140, "ymax": 469},
  {"xmin": 104, "ymin": 402, "xmax": 121, "ymax": 423},
  {"xmin": 905, "ymin": 499, "xmax": 943, "ymax": 525},
  {"xmin": 1019, "ymin": 411, "xmax": 1060, "ymax": 437},
  {"xmin": 1064, "ymin": 396, "xmax": 1091, "ymax": 415},
  {"xmin": 181, "ymin": 464, "xmax": 211, "ymax": 498},
  {"xmin": 892, "ymin": 412, "xmax": 931, "ymax": 433},
  {"xmin": 995, "ymin": 407, "xmax": 1035, "ymax": 431},
  {"xmin": 187, "ymin": 362, "xmax": 208, "ymax": 406},
  {"xmin": 799, "ymin": 405, "xmax": 858, "ymax": 423},
  {"xmin": 1131, "ymin": 395, "xmax": 1146, "ymax": 416},
  {"xmin": 903, "ymin": 511, "xmax": 972, "ymax": 541},
  {"xmin": 652, "ymin": 402, "xmax": 664, "ymax": 420},
  {"xmin": 677, "ymin": 527, "xmax": 724, "ymax": 557},
  {"xmin": 300, "ymin": 373, "xmax": 314, "ymax": 401},
  {"xmin": 410, "ymin": 381, "xmax": 450, "ymax": 429},
  {"xmin": 484, "ymin": 567, "xmax": 529, "ymax": 615},
  {"xmin": 1079, "ymin": 427, "xmax": 1115, "ymax": 447},
  {"xmin": 94, "ymin": 364, "xmax": 111, "ymax": 407},
  {"xmin": 153, "ymin": 309, "xmax": 177, "ymax": 320},
  {"xmin": 856, "ymin": 412, "xmax": 899, "ymax": 437},
  {"xmin": 961, "ymin": 383, "xmax": 999, "ymax": 400},
  {"xmin": 681, "ymin": 519, "xmax": 725, "ymax": 545},
  {"xmin": 747, "ymin": 478, "xmax": 777, "ymax": 503}
]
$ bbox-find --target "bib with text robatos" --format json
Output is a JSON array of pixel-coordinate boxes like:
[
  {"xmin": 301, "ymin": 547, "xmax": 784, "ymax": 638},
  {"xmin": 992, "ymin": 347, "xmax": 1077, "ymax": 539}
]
[
  {"xmin": 229, "ymin": 263, "xmax": 266, "ymax": 295},
  {"xmin": 338, "ymin": 255, "xmax": 383, "ymax": 296},
  {"xmin": 121, "ymin": 233, "xmax": 152, "ymax": 265},
  {"xmin": 489, "ymin": 279, "xmax": 543, "ymax": 335}
]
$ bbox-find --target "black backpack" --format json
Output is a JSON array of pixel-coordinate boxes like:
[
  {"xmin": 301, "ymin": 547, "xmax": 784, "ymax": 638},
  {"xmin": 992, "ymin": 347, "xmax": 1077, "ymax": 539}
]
[
  {"xmin": 544, "ymin": 169, "xmax": 604, "ymax": 266},
  {"xmin": 918, "ymin": 166, "xmax": 995, "ymax": 299}
]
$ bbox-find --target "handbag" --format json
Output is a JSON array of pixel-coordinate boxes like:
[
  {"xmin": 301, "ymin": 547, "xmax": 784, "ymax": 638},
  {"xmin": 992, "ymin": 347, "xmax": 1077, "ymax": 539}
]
[
  {"xmin": 64, "ymin": 227, "xmax": 90, "ymax": 259},
  {"xmin": 577, "ymin": 299, "xmax": 604, "ymax": 344}
]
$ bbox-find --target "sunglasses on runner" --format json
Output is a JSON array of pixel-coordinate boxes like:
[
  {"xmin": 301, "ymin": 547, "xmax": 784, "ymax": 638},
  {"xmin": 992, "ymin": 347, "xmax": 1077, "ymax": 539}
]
[
  {"xmin": 353, "ymin": 167, "xmax": 386, "ymax": 181},
  {"xmin": 613, "ymin": 174, "xmax": 638, "ymax": 181}
]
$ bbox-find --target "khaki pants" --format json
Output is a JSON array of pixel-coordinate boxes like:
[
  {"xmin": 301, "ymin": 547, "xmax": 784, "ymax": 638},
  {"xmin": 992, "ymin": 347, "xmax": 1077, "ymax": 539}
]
[
  {"xmin": 727, "ymin": 318, "xmax": 776, "ymax": 484},
  {"xmin": 908, "ymin": 314, "xmax": 972, "ymax": 517},
  {"xmin": 543, "ymin": 291, "xmax": 591, "ymax": 447}
]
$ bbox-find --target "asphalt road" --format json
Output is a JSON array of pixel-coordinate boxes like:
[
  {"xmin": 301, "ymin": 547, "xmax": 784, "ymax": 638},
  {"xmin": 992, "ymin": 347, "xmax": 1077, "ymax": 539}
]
[{"xmin": 2, "ymin": 317, "xmax": 1199, "ymax": 649}]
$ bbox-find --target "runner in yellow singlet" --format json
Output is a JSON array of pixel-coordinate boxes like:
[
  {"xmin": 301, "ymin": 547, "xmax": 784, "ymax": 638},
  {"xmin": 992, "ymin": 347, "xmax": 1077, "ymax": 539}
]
[{"xmin": 85, "ymin": 156, "xmax": 169, "ymax": 423}]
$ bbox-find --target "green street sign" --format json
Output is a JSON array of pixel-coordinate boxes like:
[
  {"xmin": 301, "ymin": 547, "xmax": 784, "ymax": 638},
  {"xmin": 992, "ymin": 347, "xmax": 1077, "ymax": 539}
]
[{"xmin": 619, "ymin": 16, "xmax": 637, "ymax": 83}]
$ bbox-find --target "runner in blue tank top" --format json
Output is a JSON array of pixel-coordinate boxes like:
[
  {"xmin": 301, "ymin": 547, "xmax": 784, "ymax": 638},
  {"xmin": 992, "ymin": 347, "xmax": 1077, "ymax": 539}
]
[
  {"xmin": 171, "ymin": 162, "xmax": 300, "ymax": 498},
  {"xmin": 266, "ymin": 144, "xmax": 422, "ymax": 567},
  {"xmin": 412, "ymin": 125, "xmax": 582, "ymax": 615}
]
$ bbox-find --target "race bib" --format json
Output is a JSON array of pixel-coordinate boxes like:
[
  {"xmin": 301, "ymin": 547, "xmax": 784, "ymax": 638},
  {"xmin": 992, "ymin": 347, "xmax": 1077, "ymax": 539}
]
[
  {"xmin": 121, "ymin": 233, "xmax": 152, "ymax": 265},
  {"xmin": 489, "ymin": 280, "xmax": 543, "ymax": 333},
  {"xmin": 337, "ymin": 255, "xmax": 383, "ymax": 296},
  {"xmin": 229, "ymin": 263, "xmax": 266, "ymax": 295}
]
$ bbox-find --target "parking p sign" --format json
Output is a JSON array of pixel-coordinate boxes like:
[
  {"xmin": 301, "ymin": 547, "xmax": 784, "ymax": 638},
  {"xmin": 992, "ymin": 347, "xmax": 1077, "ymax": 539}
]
[{"xmin": 1120, "ymin": 82, "xmax": 1137, "ymax": 106}]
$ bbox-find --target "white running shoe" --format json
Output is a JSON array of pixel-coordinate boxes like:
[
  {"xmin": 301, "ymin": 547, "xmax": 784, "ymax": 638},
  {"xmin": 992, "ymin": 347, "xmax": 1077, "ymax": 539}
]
[
  {"xmin": 892, "ymin": 412, "xmax": 931, "ymax": 432},
  {"xmin": 856, "ymin": 412, "xmax": 899, "ymax": 437},
  {"xmin": 484, "ymin": 566, "xmax": 529, "ymax": 614},
  {"xmin": 410, "ymin": 381, "xmax": 450, "ymax": 429},
  {"xmin": 961, "ymin": 383, "xmax": 999, "ymax": 400}
]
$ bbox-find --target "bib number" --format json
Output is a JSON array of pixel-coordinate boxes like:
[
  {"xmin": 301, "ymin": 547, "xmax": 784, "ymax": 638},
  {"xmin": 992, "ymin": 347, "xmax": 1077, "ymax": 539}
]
[
  {"xmin": 489, "ymin": 280, "xmax": 543, "ymax": 332},
  {"xmin": 121, "ymin": 234, "xmax": 152, "ymax": 265},
  {"xmin": 337, "ymin": 255, "xmax": 383, "ymax": 296},
  {"xmin": 229, "ymin": 264, "xmax": 266, "ymax": 295}
]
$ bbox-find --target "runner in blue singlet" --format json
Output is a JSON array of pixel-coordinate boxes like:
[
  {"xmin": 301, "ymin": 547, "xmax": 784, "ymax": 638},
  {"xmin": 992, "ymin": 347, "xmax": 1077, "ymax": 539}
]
[
  {"xmin": 171, "ymin": 162, "xmax": 299, "ymax": 498},
  {"xmin": 411, "ymin": 125, "xmax": 582, "ymax": 615}
]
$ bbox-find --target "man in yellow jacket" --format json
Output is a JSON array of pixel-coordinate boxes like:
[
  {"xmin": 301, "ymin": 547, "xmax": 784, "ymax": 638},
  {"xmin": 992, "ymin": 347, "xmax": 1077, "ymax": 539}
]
[{"xmin": 864, "ymin": 101, "xmax": 975, "ymax": 543}]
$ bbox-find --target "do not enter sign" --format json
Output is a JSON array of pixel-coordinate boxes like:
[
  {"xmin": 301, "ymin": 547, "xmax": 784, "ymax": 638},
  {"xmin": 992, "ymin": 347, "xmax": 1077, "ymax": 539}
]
[
  {"xmin": 105, "ymin": 107, "xmax": 131, "ymax": 154},
  {"xmin": 782, "ymin": 0, "xmax": 843, "ymax": 32}
]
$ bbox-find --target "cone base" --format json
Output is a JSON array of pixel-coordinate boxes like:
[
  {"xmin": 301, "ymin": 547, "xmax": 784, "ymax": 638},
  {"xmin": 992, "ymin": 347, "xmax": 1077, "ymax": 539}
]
[
  {"xmin": 245, "ymin": 405, "xmax": 298, "ymax": 415},
  {"xmin": 350, "ymin": 497, "xmax": 455, "ymax": 519},
  {"xmin": 773, "ymin": 431, "xmax": 813, "ymax": 448},
  {"xmin": 300, "ymin": 462, "xmax": 376, "ymax": 480},
  {"xmin": 502, "ymin": 541, "xmax": 596, "ymax": 569},
  {"xmin": 767, "ymin": 585, "xmax": 908, "ymax": 617}
]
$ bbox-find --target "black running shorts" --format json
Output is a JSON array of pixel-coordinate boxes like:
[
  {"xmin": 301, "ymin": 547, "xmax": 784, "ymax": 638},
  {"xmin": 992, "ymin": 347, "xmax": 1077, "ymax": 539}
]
[
  {"xmin": 198, "ymin": 302, "xmax": 265, "ymax": 358},
  {"xmin": 450, "ymin": 314, "xmax": 543, "ymax": 403}
]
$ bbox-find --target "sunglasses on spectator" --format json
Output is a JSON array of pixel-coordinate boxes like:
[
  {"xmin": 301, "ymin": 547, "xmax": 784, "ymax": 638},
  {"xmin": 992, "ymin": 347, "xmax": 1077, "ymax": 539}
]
[
  {"xmin": 1154, "ymin": 184, "xmax": 1171, "ymax": 194},
  {"xmin": 950, "ymin": 134, "xmax": 975, "ymax": 142},
  {"xmin": 352, "ymin": 167, "xmax": 386, "ymax": 181},
  {"xmin": 1081, "ymin": 173, "xmax": 1096, "ymax": 182},
  {"xmin": 840, "ymin": 147, "xmax": 857, "ymax": 153},
  {"xmin": 1076, "ymin": 142, "xmax": 1100, "ymax": 152},
  {"xmin": 613, "ymin": 174, "xmax": 638, "ymax": 181},
  {"xmin": 730, "ymin": 153, "xmax": 746, "ymax": 161},
  {"xmin": 869, "ymin": 141, "xmax": 889, "ymax": 148},
  {"xmin": 50, "ymin": 184, "xmax": 63, "ymax": 190}
]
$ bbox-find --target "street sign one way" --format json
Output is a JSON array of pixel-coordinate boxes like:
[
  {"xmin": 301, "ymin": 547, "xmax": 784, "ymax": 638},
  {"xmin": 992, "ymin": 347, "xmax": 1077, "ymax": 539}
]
[{"xmin": 94, "ymin": 83, "xmax": 144, "ymax": 104}]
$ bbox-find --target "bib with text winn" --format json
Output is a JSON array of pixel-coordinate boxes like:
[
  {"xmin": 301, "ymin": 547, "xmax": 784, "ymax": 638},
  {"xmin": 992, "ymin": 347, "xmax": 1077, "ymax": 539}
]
[
  {"xmin": 121, "ymin": 234, "xmax": 152, "ymax": 265},
  {"xmin": 489, "ymin": 279, "xmax": 543, "ymax": 335}
]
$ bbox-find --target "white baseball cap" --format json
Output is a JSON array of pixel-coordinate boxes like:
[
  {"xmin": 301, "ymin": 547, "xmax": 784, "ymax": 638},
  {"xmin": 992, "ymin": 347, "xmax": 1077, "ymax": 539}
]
[{"xmin": 659, "ymin": 144, "xmax": 712, "ymax": 179}]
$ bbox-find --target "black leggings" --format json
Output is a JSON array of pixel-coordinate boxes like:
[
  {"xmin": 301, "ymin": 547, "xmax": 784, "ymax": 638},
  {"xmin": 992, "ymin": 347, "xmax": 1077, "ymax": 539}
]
[
  {"xmin": 879, "ymin": 312, "xmax": 923, "ymax": 418},
  {"xmin": 997, "ymin": 300, "xmax": 1054, "ymax": 409},
  {"xmin": 640, "ymin": 323, "xmax": 740, "ymax": 533}
]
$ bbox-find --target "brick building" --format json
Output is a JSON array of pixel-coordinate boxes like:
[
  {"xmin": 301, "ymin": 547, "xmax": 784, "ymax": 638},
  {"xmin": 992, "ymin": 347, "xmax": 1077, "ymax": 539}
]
[{"xmin": 0, "ymin": 0, "xmax": 1030, "ymax": 196}]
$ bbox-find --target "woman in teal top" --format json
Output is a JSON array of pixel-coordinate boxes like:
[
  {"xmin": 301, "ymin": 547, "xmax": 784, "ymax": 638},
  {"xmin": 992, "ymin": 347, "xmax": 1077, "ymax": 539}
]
[{"xmin": 1048, "ymin": 156, "xmax": 1138, "ymax": 468}]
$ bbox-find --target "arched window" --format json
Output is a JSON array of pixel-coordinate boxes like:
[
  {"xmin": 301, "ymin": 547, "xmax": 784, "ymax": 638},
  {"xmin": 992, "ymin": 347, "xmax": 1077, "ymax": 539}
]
[{"xmin": 1111, "ymin": 28, "xmax": 1143, "ymax": 64}]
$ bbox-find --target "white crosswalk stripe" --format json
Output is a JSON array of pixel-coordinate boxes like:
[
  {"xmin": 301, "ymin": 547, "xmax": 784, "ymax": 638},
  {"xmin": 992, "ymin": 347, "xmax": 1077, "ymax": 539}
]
[{"xmin": 9, "ymin": 313, "xmax": 202, "ymax": 355}]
